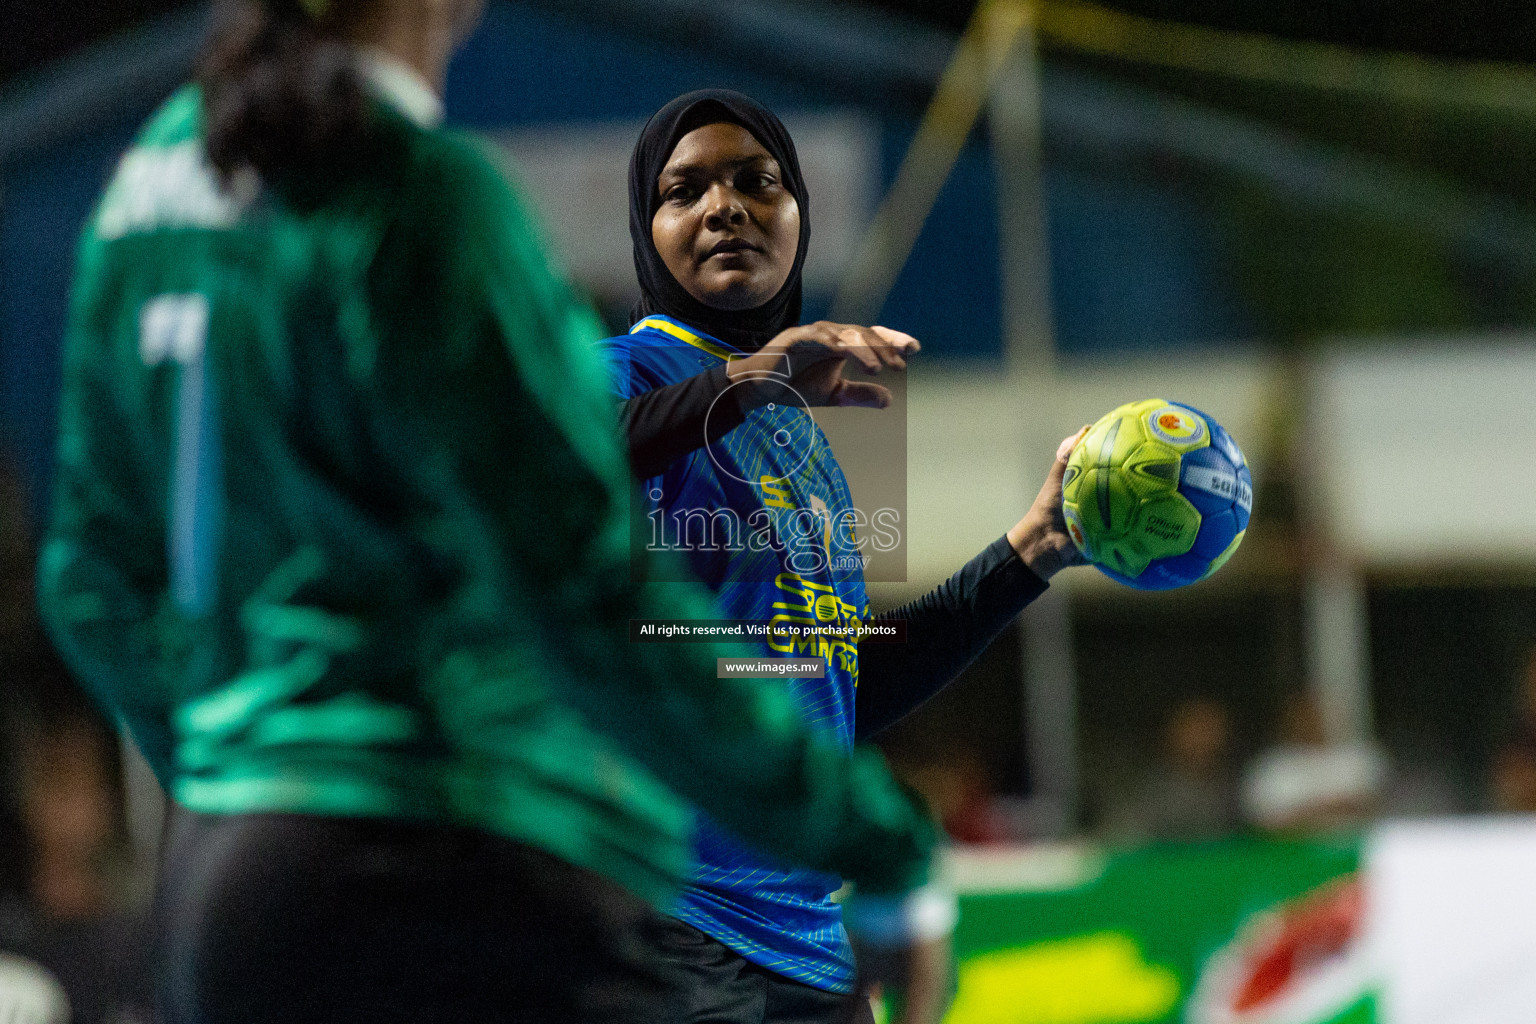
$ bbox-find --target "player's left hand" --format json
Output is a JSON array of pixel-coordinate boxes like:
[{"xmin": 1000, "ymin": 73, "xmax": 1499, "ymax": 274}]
[
  {"xmin": 1006, "ymin": 427, "xmax": 1090, "ymax": 580},
  {"xmin": 726, "ymin": 321, "xmax": 919, "ymax": 411}
]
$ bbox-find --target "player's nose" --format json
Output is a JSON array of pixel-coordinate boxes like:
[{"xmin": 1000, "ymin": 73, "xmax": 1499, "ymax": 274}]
[{"xmin": 702, "ymin": 184, "xmax": 747, "ymax": 228}]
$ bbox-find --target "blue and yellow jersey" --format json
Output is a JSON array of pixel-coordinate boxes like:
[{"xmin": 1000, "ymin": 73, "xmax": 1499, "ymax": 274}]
[{"xmin": 602, "ymin": 315, "xmax": 868, "ymax": 992}]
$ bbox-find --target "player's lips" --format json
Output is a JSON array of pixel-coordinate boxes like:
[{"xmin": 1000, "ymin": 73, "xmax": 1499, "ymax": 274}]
[{"xmin": 700, "ymin": 238, "xmax": 761, "ymax": 263}]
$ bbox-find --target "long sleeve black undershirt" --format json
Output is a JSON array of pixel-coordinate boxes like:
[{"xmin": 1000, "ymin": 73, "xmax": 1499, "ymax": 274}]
[
  {"xmin": 618, "ymin": 369, "xmax": 1048, "ymax": 743},
  {"xmin": 856, "ymin": 536, "xmax": 1048, "ymax": 741},
  {"xmin": 619, "ymin": 364, "xmax": 744, "ymax": 480}
]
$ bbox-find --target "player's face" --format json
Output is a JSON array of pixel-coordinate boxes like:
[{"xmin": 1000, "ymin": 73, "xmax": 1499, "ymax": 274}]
[{"xmin": 651, "ymin": 122, "xmax": 801, "ymax": 312}]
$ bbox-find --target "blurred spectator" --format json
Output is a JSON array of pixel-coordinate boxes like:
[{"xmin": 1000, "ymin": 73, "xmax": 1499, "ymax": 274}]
[
  {"xmin": 1509, "ymin": 645, "xmax": 1536, "ymax": 745},
  {"xmin": 1485, "ymin": 648, "xmax": 1536, "ymax": 814},
  {"xmin": 0, "ymin": 453, "xmax": 151, "ymax": 1021},
  {"xmin": 1490, "ymin": 736, "xmax": 1536, "ymax": 814},
  {"xmin": 1103, "ymin": 697, "xmax": 1240, "ymax": 843},
  {"xmin": 901, "ymin": 750, "xmax": 1007, "ymax": 845},
  {"xmin": 1242, "ymin": 693, "xmax": 1387, "ymax": 835},
  {"xmin": 16, "ymin": 711, "xmax": 122, "ymax": 920},
  {"xmin": 0, "ymin": 688, "xmax": 151, "ymax": 1024}
]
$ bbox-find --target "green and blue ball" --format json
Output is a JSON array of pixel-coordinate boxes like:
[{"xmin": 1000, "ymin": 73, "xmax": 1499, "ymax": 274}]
[{"xmin": 1062, "ymin": 399, "xmax": 1252, "ymax": 590}]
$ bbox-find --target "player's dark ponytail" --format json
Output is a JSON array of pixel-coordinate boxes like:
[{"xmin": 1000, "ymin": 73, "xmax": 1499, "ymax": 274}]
[{"xmin": 198, "ymin": 0, "xmax": 374, "ymax": 183}]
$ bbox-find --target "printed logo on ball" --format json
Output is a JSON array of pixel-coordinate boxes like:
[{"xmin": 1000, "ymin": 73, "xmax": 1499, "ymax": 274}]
[
  {"xmin": 1183, "ymin": 465, "xmax": 1241, "ymax": 503},
  {"xmin": 1148, "ymin": 407, "xmax": 1207, "ymax": 447}
]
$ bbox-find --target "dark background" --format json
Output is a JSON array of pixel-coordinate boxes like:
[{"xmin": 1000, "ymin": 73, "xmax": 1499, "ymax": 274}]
[{"xmin": 5, "ymin": 0, "xmax": 1536, "ymax": 89}]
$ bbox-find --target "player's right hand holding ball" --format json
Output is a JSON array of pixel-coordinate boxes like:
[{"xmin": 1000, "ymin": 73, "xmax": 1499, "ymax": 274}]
[{"xmin": 1006, "ymin": 426, "xmax": 1093, "ymax": 581}]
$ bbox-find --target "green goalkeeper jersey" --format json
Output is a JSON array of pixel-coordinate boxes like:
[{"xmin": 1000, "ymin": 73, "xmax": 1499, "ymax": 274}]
[{"xmin": 38, "ymin": 84, "xmax": 931, "ymax": 904}]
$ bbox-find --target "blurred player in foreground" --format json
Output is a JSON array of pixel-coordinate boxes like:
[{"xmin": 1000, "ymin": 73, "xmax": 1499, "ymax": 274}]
[
  {"xmin": 603, "ymin": 89, "xmax": 1085, "ymax": 1024},
  {"xmin": 36, "ymin": 5, "xmax": 936, "ymax": 1021}
]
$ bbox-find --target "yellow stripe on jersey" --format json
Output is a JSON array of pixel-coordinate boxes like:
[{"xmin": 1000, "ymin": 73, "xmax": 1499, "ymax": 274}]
[{"xmin": 630, "ymin": 317, "xmax": 737, "ymax": 362}]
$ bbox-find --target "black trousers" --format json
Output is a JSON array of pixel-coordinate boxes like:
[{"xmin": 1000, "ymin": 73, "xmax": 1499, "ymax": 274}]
[
  {"xmin": 651, "ymin": 917, "xmax": 875, "ymax": 1024},
  {"xmin": 154, "ymin": 811, "xmax": 685, "ymax": 1024}
]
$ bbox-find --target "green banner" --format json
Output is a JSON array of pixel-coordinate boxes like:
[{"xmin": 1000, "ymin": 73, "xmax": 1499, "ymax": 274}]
[{"xmin": 944, "ymin": 840, "xmax": 1371, "ymax": 1024}]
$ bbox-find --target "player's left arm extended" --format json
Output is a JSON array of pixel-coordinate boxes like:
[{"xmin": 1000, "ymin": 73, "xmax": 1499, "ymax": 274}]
[
  {"xmin": 855, "ymin": 536, "xmax": 1046, "ymax": 740},
  {"xmin": 855, "ymin": 431, "xmax": 1083, "ymax": 741}
]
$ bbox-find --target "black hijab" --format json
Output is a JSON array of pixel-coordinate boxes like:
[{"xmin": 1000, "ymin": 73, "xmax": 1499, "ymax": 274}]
[{"xmin": 628, "ymin": 89, "xmax": 811, "ymax": 352}]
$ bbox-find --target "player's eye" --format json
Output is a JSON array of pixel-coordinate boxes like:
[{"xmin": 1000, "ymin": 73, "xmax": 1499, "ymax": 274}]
[{"xmin": 663, "ymin": 183, "xmax": 700, "ymax": 205}]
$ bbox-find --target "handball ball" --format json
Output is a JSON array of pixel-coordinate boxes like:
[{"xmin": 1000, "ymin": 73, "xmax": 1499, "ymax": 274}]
[{"xmin": 1062, "ymin": 399, "xmax": 1252, "ymax": 590}]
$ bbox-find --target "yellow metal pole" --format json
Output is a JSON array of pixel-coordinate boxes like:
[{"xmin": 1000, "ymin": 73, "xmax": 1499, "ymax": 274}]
[{"xmin": 832, "ymin": 0, "xmax": 1034, "ymax": 325}]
